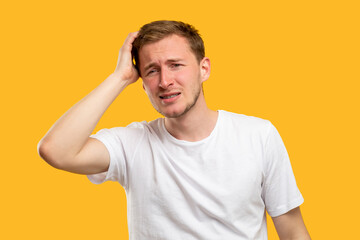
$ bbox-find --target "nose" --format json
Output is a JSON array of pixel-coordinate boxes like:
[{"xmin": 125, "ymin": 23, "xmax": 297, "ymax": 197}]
[{"xmin": 159, "ymin": 68, "xmax": 173, "ymax": 89}]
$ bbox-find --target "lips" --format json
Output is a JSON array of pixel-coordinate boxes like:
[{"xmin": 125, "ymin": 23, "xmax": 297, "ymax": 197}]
[{"xmin": 159, "ymin": 92, "xmax": 181, "ymax": 99}]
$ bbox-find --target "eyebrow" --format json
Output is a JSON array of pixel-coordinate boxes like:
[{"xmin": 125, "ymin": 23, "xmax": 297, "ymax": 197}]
[
  {"xmin": 143, "ymin": 63, "xmax": 157, "ymax": 73},
  {"xmin": 143, "ymin": 58, "xmax": 183, "ymax": 72}
]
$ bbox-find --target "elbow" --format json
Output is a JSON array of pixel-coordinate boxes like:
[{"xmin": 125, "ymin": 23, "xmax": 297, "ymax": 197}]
[{"xmin": 37, "ymin": 137, "xmax": 66, "ymax": 170}]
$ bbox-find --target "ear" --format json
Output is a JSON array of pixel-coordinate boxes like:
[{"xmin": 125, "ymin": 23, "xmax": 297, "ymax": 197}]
[{"xmin": 200, "ymin": 57, "xmax": 211, "ymax": 83}]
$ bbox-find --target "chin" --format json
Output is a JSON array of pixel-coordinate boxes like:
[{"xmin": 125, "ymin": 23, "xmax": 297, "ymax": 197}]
[
  {"xmin": 163, "ymin": 112, "xmax": 183, "ymax": 118},
  {"xmin": 159, "ymin": 109, "xmax": 184, "ymax": 118},
  {"xmin": 159, "ymin": 105, "xmax": 193, "ymax": 119}
]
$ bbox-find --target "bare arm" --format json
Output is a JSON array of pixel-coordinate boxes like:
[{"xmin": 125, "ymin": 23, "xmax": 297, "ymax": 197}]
[
  {"xmin": 38, "ymin": 32, "xmax": 139, "ymax": 175},
  {"xmin": 272, "ymin": 207, "xmax": 311, "ymax": 240}
]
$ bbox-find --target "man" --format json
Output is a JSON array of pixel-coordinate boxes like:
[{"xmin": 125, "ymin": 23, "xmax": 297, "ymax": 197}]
[{"xmin": 38, "ymin": 20, "xmax": 310, "ymax": 239}]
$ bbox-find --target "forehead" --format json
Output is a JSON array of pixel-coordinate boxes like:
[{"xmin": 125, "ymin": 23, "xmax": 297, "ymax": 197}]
[{"xmin": 138, "ymin": 34, "xmax": 196, "ymax": 67}]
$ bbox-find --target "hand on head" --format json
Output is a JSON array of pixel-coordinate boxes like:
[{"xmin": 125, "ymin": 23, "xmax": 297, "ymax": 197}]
[{"xmin": 113, "ymin": 32, "xmax": 139, "ymax": 85}]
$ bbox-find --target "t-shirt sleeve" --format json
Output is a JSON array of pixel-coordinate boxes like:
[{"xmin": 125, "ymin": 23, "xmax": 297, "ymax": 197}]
[
  {"xmin": 86, "ymin": 124, "xmax": 145, "ymax": 188},
  {"xmin": 262, "ymin": 122, "xmax": 304, "ymax": 217}
]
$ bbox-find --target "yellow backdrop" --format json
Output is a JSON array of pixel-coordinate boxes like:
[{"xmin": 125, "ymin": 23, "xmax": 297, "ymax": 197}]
[{"xmin": 1, "ymin": 0, "xmax": 359, "ymax": 239}]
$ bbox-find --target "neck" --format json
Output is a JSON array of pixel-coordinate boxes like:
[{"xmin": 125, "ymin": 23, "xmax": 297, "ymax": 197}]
[{"xmin": 164, "ymin": 93, "xmax": 218, "ymax": 142}]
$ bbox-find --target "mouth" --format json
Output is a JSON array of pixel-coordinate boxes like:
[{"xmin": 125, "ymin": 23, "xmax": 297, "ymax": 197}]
[{"xmin": 159, "ymin": 93, "xmax": 181, "ymax": 99}]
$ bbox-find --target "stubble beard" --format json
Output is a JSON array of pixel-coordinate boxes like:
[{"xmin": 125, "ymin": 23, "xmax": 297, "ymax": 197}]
[{"xmin": 152, "ymin": 84, "xmax": 202, "ymax": 119}]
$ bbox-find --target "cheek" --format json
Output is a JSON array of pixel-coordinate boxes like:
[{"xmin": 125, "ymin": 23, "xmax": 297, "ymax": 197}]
[
  {"xmin": 179, "ymin": 69, "xmax": 201, "ymax": 86},
  {"xmin": 142, "ymin": 80, "xmax": 156, "ymax": 95},
  {"xmin": 175, "ymin": 71, "xmax": 191, "ymax": 84}
]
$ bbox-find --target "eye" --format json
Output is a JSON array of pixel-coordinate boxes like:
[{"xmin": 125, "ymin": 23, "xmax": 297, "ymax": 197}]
[
  {"xmin": 170, "ymin": 63, "xmax": 182, "ymax": 69},
  {"xmin": 147, "ymin": 68, "xmax": 159, "ymax": 76}
]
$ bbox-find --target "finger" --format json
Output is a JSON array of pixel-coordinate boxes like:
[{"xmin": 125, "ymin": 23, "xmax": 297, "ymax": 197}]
[
  {"xmin": 122, "ymin": 31, "xmax": 139, "ymax": 51},
  {"xmin": 116, "ymin": 32, "xmax": 138, "ymax": 63}
]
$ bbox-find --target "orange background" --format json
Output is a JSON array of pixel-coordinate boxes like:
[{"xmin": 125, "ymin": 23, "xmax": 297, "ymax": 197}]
[{"xmin": 1, "ymin": 0, "xmax": 359, "ymax": 239}]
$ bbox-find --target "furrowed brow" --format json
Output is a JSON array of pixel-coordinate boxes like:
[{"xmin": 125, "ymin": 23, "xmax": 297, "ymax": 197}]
[
  {"xmin": 166, "ymin": 58, "xmax": 183, "ymax": 63},
  {"xmin": 144, "ymin": 59, "xmax": 183, "ymax": 72},
  {"xmin": 143, "ymin": 62, "xmax": 157, "ymax": 72}
]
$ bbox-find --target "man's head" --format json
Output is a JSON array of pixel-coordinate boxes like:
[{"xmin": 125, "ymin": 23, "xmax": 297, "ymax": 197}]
[
  {"xmin": 132, "ymin": 20, "xmax": 205, "ymax": 75},
  {"xmin": 132, "ymin": 20, "xmax": 210, "ymax": 119}
]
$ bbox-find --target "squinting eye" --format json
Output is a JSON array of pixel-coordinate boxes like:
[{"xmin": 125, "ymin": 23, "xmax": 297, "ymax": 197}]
[{"xmin": 147, "ymin": 69, "xmax": 158, "ymax": 75}]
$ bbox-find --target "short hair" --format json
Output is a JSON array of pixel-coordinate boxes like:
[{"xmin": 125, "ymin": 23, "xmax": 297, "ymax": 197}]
[{"xmin": 132, "ymin": 20, "xmax": 205, "ymax": 73}]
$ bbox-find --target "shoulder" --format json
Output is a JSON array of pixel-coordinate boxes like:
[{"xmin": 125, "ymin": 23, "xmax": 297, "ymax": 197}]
[{"xmin": 219, "ymin": 110, "xmax": 272, "ymax": 134}]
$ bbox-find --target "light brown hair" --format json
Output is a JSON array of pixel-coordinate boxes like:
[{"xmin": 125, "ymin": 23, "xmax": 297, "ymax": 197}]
[{"xmin": 132, "ymin": 20, "xmax": 205, "ymax": 73}]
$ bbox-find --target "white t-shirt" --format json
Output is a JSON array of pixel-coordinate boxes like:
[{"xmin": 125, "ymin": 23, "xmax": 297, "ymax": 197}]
[{"xmin": 88, "ymin": 110, "xmax": 304, "ymax": 240}]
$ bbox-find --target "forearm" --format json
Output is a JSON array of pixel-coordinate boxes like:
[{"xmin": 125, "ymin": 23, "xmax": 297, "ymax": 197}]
[
  {"xmin": 38, "ymin": 74, "xmax": 129, "ymax": 167},
  {"xmin": 273, "ymin": 207, "xmax": 311, "ymax": 240}
]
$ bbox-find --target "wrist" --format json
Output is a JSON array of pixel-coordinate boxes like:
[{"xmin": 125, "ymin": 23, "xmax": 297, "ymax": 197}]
[
  {"xmin": 102, "ymin": 73, "xmax": 131, "ymax": 93},
  {"xmin": 110, "ymin": 70, "xmax": 137, "ymax": 85},
  {"xmin": 107, "ymin": 72, "xmax": 129, "ymax": 84}
]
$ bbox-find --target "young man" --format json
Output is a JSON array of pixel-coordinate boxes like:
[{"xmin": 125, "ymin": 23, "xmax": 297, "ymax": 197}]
[{"xmin": 38, "ymin": 21, "xmax": 310, "ymax": 239}]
